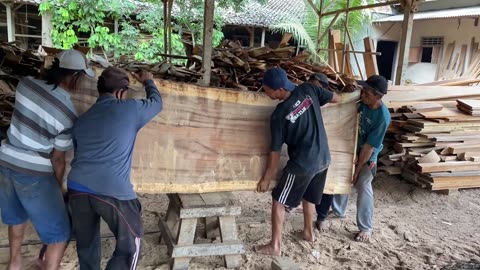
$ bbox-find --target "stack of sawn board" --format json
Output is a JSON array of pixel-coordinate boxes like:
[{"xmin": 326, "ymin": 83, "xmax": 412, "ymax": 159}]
[{"xmin": 379, "ymin": 99, "xmax": 480, "ymax": 192}]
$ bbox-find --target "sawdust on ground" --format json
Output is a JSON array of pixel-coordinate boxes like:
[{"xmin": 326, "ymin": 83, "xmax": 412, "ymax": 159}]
[{"xmin": 0, "ymin": 174, "xmax": 479, "ymax": 270}]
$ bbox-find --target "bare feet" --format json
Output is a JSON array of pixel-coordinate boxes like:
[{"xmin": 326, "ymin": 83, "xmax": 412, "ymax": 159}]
[
  {"xmin": 254, "ymin": 243, "xmax": 281, "ymax": 256},
  {"xmin": 7, "ymin": 257, "xmax": 22, "ymax": 270},
  {"xmin": 355, "ymin": 231, "xmax": 372, "ymax": 242},
  {"xmin": 303, "ymin": 227, "xmax": 314, "ymax": 242},
  {"xmin": 35, "ymin": 258, "xmax": 46, "ymax": 270},
  {"xmin": 315, "ymin": 220, "xmax": 328, "ymax": 233}
]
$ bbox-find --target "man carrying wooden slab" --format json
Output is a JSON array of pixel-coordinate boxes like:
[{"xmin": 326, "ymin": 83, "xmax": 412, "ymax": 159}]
[
  {"xmin": 0, "ymin": 50, "xmax": 94, "ymax": 270},
  {"xmin": 255, "ymin": 68, "xmax": 340, "ymax": 256},
  {"xmin": 66, "ymin": 68, "xmax": 162, "ymax": 269},
  {"xmin": 315, "ymin": 75, "xmax": 390, "ymax": 243}
]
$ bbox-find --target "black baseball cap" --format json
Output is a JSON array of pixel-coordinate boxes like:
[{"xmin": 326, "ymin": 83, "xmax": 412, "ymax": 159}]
[
  {"xmin": 357, "ymin": 75, "xmax": 388, "ymax": 95},
  {"xmin": 309, "ymin": 73, "xmax": 329, "ymax": 87},
  {"xmin": 262, "ymin": 67, "xmax": 296, "ymax": 91}
]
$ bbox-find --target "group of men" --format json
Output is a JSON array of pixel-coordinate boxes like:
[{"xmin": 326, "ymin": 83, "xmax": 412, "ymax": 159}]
[
  {"xmin": 0, "ymin": 49, "xmax": 162, "ymax": 270},
  {"xmin": 255, "ymin": 68, "xmax": 390, "ymax": 255},
  {"xmin": 0, "ymin": 48, "xmax": 390, "ymax": 269}
]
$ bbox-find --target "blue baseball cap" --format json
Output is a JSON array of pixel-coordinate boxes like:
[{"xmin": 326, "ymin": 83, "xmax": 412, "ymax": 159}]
[{"xmin": 262, "ymin": 67, "xmax": 296, "ymax": 91}]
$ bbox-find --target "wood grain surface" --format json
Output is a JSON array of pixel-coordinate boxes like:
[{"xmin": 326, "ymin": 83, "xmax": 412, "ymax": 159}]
[{"xmin": 71, "ymin": 71, "xmax": 358, "ymax": 194}]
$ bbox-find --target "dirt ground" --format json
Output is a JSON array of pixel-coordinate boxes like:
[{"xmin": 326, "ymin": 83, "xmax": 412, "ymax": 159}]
[{"xmin": 1, "ymin": 174, "xmax": 480, "ymax": 270}]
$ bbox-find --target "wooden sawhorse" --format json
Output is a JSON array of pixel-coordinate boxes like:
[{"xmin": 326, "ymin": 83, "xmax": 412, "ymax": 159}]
[{"xmin": 159, "ymin": 192, "xmax": 245, "ymax": 270}]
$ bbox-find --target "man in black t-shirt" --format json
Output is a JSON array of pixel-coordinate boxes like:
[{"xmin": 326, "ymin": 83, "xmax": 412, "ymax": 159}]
[{"xmin": 255, "ymin": 68, "xmax": 340, "ymax": 256}]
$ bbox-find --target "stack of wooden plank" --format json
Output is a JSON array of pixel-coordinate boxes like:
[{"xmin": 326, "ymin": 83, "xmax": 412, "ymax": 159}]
[
  {"xmin": 457, "ymin": 99, "xmax": 480, "ymax": 116},
  {"xmin": 380, "ymin": 99, "xmax": 480, "ymax": 192}
]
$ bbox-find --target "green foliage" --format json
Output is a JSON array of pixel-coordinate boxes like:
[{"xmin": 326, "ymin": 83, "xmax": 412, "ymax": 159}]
[
  {"xmin": 39, "ymin": 0, "xmax": 134, "ymax": 50},
  {"xmin": 172, "ymin": 1, "xmax": 226, "ymax": 47},
  {"xmin": 39, "ymin": 0, "xmax": 248, "ymax": 62},
  {"xmin": 270, "ymin": 0, "xmax": 375, "ymax": 63},
  {"xmin": 270, "ymin": 21, "xmax": 316, "ymax": 55}
]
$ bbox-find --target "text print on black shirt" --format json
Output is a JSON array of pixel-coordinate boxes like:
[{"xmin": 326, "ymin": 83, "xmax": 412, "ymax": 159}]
[{"xmin": 286, "ymin": 95, "xmax": 313, "ymax": 124}]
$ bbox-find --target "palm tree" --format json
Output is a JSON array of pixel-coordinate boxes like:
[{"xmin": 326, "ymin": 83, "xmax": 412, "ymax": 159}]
[{"xmin": 270, "ymin": 0, "xmax": 376, "ymax": 63}]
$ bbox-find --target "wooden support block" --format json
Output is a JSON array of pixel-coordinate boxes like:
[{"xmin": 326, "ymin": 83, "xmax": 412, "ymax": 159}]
[
  {"xmin": 176, "ymin": 218, "xmax": 197, "ymax": 245},
  {"xmin": 179, "ymin": 206, "xmax": 241, "ymax": 219},
  {"xmin": 219, "ymin": 216, "xmax": 242, "ymax": 268},
  {"xmin": 440, "ymin": 155, "xmax": 457, "ymax": 162},
  {"xmin": 171, "ymin": 242, "xmax": 245, "ymax": 258},
  {"xmin": 165, "ymin": 200, "xmax": 181, "ymax": 243},
  {"xmin": 159, "ymin": 219, "xmax": 175, "ymax": 255},
  {"xmin": 418, "ymin": 150, "xmax": 440, "ymax": 164},
  {"xmin": 170, "ymin": 258, "xmax": 190, "ymax": 270},
  {"xmin": 170, "ymin": 218, "xmax": 198, "ymax": 269},
  {"xmin": 435, "ymin": 189, "xmax": 459, "ymax": 196},
  {"xmin": 272, "ymin": 257, "xmax": 301, "ymax": 270}
]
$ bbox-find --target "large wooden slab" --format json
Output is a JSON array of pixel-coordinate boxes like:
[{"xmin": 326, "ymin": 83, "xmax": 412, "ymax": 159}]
[{"xmin": 73, "ymin": 74, "xmax": 358, "ymax": 194}]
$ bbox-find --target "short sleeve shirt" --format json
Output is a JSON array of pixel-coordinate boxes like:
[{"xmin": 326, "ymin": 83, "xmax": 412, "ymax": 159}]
[
  {"xmin": 270, "ymin": 82, "xmax": 333, "ymax": 175},
  {"xmin": 0, "ymin": 77, "xmax": 77, "ymax": 176},
  {"xmin": 357, "ymin": 102, "xmax": 391, "ymax": 163}
]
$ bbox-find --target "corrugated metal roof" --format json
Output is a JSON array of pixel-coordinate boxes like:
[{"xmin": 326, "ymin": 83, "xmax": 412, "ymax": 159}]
[{"xmin": 374, "ymin": 6, "xmax": 480, "ymax": 22}]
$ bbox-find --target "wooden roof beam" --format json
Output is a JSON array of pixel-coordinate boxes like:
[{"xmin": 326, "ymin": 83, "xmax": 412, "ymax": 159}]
[{"xmin": 321, "ymin": 0, "xmax": 401, "ymax": 17}]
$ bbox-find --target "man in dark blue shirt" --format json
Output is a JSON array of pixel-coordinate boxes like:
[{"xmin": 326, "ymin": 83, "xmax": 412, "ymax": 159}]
[
  {"xmin": 315, "ymin": 75, "xmax": 390, "ymax": 243},
  {"xmin": 255, "ymin": 68, "xmax": 341, "ymax": 256},
  {"xmin": 67, "ymin": 67, "xmax": 162, "ymax": 270}
]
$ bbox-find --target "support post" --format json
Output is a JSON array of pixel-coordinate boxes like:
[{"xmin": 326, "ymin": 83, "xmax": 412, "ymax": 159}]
[
  {"xmin": 260, "ymin": 28, "xmax": 266, "ymax": 47},
  {"xmin": 114, "ymin": 18, "xmax": 119, "ymax": 34},
  {"xmin": 344, "ymin": 21, "xmax": 364, "ymax": 80},
  {"xmin": 395, "ymin": 1, "xmax": 415, "ymax": 85},
  {"xmin": 163, "ymin": 0, "xmax": 173, "ymax": 62},
  {"xmin": 5, "ymin": 3, "xmax": 15, "ymax": 42},
  {"xmin": 314, "ymin": 0, "xmax": 324, "ymax": 62},
  {"xmin": 342, "ymin": 0, "xmax": 350, "ymax": 74},
  {"xmin": 315, "ymin": 13, "xmax": 340, "ymax": 53},
  {"xmin": 167, "ymin": 0, "xmax": 173, "ymax": 56},
  {"xmin": 163, "ymin": 0, "xmax": 168, "ymax": 55},
  {"xmin": 201, "ymin": 0, "xmax": 215, "ymax": 87},
  {"xmin": 249, "ymin": 27, "xmax": 255, "ymax": 47},
  {"xmin": 41, "ymin": 10, "xmax": 53, "ymax": 47},
  {"xmin": 321, "ymin": 0, "xmax": 400, "ymax": 17}
]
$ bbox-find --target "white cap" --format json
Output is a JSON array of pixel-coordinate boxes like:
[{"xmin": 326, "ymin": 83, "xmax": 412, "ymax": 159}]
[{"xmin": 56, "ymin": 49, "xmax": 95, "ymax": 78}]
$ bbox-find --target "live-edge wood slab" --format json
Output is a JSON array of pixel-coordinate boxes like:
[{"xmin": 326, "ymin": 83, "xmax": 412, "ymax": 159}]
[{"xmin": 71, "ymin": 70, "xmax": 358, "ymax": 194}]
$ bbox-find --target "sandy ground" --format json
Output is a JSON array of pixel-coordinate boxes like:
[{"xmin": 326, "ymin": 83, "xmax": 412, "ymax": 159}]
[{"xmin": 1, "ymin": 173, "xmax": 480, "ymax": 270}]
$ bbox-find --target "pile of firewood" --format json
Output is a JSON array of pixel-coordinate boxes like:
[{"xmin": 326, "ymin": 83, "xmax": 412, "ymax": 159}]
[{"xmin": 106, "ymin": 40, "xmax": 357, "ymax": 92}]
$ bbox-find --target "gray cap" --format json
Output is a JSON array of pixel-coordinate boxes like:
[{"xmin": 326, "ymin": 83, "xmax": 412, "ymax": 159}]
[
  {"xmin": 310, "ymin": 73, "xmax": 329, "ymax": 87},
  {"xmin": 56, "ymin": 49, "xmax": 95, "ymax": 78}
]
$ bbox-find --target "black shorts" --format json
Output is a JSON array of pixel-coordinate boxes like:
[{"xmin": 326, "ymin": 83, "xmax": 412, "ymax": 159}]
[{"xmin": 272, "ymin": 168, "xmax": 328, "ymax": 208}]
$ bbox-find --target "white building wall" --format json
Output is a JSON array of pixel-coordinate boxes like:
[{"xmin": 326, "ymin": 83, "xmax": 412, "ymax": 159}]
[{"xmin": 371, "ymin": 18, "xmax": 480, "ymax": 84}]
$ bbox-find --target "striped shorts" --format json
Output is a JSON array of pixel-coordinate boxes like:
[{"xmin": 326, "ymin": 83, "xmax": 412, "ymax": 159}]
[{"xmin": 272, "ymin": 168, "xmax": 328, "ymax": 208}]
